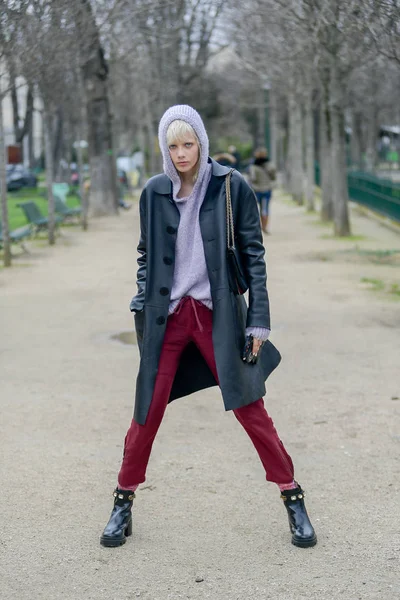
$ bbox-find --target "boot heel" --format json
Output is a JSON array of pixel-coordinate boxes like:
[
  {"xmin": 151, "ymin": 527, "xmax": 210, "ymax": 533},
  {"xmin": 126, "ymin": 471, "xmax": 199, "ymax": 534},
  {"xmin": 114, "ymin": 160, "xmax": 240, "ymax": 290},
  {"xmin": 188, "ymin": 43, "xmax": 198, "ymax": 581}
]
[{"xmin": 125, "ymin": 518, "xmax": 133, "ymax": 537}]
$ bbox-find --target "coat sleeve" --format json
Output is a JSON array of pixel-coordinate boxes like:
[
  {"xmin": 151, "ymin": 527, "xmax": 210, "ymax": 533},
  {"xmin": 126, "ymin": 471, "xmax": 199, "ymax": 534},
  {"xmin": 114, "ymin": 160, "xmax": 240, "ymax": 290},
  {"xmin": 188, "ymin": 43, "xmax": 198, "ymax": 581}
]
[
  {"xmin": 129, "ymin": 187, "xmax": 147, "ymax": 312},
  {"xmin": 236, "ymin": 182, "xmax": 271, "ymax": 330}
]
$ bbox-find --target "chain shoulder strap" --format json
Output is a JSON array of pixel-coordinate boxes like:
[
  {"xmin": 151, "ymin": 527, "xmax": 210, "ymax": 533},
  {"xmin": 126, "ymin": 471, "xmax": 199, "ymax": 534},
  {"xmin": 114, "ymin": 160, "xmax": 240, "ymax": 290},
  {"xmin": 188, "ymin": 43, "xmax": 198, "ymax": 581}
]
[{"xmin": 225, "ymin": 169, "xmax": 235, "ymax": 250}]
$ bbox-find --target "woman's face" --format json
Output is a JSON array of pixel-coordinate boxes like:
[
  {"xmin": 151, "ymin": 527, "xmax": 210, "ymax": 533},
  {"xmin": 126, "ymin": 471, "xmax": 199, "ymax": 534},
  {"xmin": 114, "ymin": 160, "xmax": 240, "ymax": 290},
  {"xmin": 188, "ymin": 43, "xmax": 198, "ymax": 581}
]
[{"xmin": 168, "ymin": 134, "xmax": 200, "ymax": 177}]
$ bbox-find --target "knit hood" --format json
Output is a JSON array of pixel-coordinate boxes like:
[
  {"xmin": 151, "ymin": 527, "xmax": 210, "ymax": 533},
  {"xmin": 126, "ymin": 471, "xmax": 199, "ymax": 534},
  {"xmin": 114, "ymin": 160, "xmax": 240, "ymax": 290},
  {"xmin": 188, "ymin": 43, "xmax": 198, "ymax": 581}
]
[{"xmin": 158, "ymin": 104, "xmax": 210, "ymax": 201}]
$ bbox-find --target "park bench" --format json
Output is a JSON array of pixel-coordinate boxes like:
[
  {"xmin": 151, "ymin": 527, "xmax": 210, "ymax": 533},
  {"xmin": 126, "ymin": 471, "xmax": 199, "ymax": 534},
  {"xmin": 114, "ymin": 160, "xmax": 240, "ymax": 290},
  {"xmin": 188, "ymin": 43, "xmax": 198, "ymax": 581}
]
[
  {"xmin": 42, "ymin": 184, "xmax": 82, "ymax": 208},
  {"xmin": 17, "ymin": 201, "xmax": 62, "ymax": 233},
  {"xmin": 0, "ymin": 220, "xmax": 31, "ymax": 251},
  {"xmin": 54, "ymin": 195, "xmax": 82, "ymax": 219}
]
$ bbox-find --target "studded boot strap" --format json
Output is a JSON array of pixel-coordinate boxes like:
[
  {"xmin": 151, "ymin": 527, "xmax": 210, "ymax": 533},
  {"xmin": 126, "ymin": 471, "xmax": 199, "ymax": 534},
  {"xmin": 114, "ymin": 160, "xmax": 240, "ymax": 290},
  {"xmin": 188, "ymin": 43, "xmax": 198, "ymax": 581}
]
[
  {"xmin": 113, "ymin": 488, "xmax": 136, "ymax": 505},
  {"xmin": 280, "ymin": 489, "xmax": 305, "ymax": 502}
]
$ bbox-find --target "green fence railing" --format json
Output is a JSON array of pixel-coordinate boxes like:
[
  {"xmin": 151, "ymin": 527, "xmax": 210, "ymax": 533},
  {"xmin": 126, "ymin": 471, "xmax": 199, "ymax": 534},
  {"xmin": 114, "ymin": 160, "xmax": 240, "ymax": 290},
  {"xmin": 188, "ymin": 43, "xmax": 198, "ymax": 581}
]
[
  {"xmin": 315, "ymin": 164, "xmax": 400, "ymax": 223},
  {"xmin": 347, "ymin": 172, "xmax": 400, "ymax": 222}
]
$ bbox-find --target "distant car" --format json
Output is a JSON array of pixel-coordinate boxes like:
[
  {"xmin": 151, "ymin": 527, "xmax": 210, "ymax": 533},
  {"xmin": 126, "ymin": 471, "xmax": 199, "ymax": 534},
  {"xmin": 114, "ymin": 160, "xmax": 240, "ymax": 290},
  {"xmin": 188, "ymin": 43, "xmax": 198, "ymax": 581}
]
[
  {"xmin": 6, "ymin": 164, "xmax": 38, "ymax": 190},
  {"xmin": 6, "ymin": 165, "xmax": 24, "ymax": 191}
]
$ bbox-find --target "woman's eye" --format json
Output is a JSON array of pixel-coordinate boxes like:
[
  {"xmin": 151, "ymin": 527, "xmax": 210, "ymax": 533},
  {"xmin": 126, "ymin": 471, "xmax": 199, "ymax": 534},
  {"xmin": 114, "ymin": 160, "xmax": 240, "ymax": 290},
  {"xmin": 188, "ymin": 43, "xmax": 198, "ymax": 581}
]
[
  {"xmin": 169, "ymin": 145, "xmax": 176, "ymax": 150},
  {"xmin": 185, "ymin": 143, "xmax": 193, "ymax": 148}
]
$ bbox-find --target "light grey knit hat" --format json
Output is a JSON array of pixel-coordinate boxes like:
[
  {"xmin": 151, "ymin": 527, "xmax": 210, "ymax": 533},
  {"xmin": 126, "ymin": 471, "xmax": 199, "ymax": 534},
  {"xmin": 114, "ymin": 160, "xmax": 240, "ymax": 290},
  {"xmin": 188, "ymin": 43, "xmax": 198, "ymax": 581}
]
[{"xmin": 158, "ymin": 104, "xmax": 210, "ymax": 200}]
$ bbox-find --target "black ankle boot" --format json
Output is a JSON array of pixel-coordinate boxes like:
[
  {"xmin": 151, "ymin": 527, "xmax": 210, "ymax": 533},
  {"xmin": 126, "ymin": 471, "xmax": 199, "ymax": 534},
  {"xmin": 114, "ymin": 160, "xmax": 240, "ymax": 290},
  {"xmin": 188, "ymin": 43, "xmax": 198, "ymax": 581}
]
[
  {"xmin": 280, "ymin": 485, "xmax": 317, "ymax": 548},
  {"xmin": 100, "ymin": 489, "xmax": 135, "ymax": 547}
]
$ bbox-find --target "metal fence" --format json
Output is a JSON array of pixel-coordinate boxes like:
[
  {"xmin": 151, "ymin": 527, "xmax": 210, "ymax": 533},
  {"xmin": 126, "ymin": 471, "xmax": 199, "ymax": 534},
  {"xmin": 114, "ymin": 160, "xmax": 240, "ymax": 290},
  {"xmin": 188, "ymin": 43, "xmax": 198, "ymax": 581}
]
[{"xmin": 315, "ymin": 164, "xmax": 400, "ymax": 223}]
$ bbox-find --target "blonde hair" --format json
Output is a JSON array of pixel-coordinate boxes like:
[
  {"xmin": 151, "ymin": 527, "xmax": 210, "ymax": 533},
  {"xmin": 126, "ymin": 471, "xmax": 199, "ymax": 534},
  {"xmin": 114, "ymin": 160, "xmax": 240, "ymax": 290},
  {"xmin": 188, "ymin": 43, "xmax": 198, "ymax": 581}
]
[
  {"xmin": 167, "ymin": 120, "xmax": 200, "ymax": 147},
  {"xmin": 167, "ymin": 119, "xmax": 201, "ymax": 182}
]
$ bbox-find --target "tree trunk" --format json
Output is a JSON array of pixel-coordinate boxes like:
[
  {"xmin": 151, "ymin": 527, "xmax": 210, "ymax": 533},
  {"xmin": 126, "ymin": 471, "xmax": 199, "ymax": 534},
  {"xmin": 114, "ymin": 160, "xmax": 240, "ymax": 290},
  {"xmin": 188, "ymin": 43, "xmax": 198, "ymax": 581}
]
[
  {"xmin": 52, "ymin": 108, "xmax": 64, "ymax": 182},
  {"xmin": 77, "ymin": 140, "xmax": 88, "ymax": 231},
  {"xmin": 77, "ymin": 111, "xmax": 89, "ymax": 230},
  {"xmin": 0, "ymin": 95, "xmax": 11, "ymax": 267},
  {"xmin": 256, "ymin": 87, "xmax": 265, "ymax": 149},
  {"xmin": 39, "ymin": 110, "xmax": 45, "ymax": 169},
  {"xmin": 43, "ymin": 107, "xmax": 56, "ymax": 245},
  {"xmin": 270, "ymin": 89, "xmax": 278, "ymax": 164},
  {"xmin": 79, "ymin": 0, "xmax": 118, "ymax": 216},
  {"xmin": 28, "ymin": 116, "xmax": 35, "ymax": 168},
  {"xmin": 11, "ymin": 82, "xmax": 34, "ymax": 151},
  {"xmin": 276, "ymin": 126, "xmax": 285, "ymax": 172},
  {"xmin": 75, "ymin": 68, "xmax": 89, "ymax": 230},
  {"xmin": 138, "ymin": 125, "xmax": 146, "ymax": 187},
  {"xmin": 349, "ymin": 109, "xmax": 362, "ymax": 169},
  {"xmin": 314, "ymin": 105, "xmax": 320, "ymax": 166},
  {"xmin": 305, "ymin": 86, "xmax": 315, "ymax": 211},
  {"xmin": 320, "ymin": 95, "xmax": 334, "ymax": 221},
  {"xmin": 330, "ymin": 66, "xmax": 351, "ymax": 237},
  {"xmin": 288, "ymin": 90, "xmax": 303, "ymax": 204},
  {"xmin": 145, "ymin": 104, "xmax": 158, "ymax": 177},
  {"xmin": 365, "ymin": 103, "xmax": 378, "ymax": 172},
  {"xmin": 85, "ymin": 71, "xmax": 118, "ymax": 215}
]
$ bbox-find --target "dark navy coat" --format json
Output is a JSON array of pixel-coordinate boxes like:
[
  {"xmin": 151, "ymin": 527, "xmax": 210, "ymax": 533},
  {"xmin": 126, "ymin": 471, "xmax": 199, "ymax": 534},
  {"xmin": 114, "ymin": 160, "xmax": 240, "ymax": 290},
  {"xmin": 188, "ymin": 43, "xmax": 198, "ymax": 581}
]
[{"xmin": 130, "ymin": 159, "xmax": 281, "ymax": 425}]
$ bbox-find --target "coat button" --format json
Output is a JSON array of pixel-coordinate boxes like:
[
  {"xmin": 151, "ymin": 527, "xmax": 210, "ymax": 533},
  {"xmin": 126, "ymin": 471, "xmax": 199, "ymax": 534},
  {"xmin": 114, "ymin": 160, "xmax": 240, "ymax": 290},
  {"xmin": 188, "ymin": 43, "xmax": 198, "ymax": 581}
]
[
  {"xmin": 163, "ymin": 257, "xmax": 173, "ymax": 265},
  {"xmin": 156, "ymin": 316, "xmax": 165, "ymax": 325},
  {"xmin": 166, "ymin": 226, "xmax": 176, "ymax": 234},
  {"xmin": 159, "ymin": 287, "xmax": 169, "ymax": 296}
]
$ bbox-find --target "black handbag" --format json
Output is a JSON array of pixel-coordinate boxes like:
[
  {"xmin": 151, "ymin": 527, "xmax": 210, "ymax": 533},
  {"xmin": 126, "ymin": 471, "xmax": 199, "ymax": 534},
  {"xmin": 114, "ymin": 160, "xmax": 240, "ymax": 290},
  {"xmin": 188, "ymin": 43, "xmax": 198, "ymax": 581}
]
[{"xmin": 226, "ymin": 169, "xmax": 248, "ymax": 295}]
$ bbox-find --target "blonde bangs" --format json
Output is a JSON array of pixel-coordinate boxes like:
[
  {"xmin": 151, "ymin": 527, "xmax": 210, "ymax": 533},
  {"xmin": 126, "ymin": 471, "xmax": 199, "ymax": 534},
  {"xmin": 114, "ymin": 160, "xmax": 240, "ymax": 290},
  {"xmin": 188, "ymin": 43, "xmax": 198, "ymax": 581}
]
[{"xmin": 167, "ymin": 120, "xmax": 200, "ymax": 147}]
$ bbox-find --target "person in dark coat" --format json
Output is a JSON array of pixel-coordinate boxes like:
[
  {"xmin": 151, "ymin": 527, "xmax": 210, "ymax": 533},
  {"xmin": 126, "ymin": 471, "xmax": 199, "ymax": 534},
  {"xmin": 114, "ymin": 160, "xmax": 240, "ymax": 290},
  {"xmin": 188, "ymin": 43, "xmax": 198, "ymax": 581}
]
[{"xmin": 100, "ymin": 105, "xmax": 317, "ymax": 549}]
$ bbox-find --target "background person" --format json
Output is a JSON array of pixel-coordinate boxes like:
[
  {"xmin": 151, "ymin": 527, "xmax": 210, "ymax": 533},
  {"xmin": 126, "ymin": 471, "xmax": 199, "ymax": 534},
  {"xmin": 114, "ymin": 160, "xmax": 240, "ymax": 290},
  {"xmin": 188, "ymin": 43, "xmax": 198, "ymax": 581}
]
[
  {"xmin": 249, "ymin": 148, "xmax": 276, "ymax": 234},
  {"xmin": 212, "ymin": 150, "xmax": 236, "ymax": 167},
  {"xmin": 228, "ymin": 144, "xmax": 241, "ymax": 170}
]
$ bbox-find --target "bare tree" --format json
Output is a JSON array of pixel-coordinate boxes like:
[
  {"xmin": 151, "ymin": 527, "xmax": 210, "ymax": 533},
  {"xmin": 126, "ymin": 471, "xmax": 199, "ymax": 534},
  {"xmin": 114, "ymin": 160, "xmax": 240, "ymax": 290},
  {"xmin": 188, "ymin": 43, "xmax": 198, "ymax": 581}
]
[
  {"xmin": 304, "ymin": 84, "xmax": 316, "ymax": 211},
  {"xmin": 0, "ymin": 87, "xmax": 11, "ymax": 267},
  {"xmin": 231, "ymin": 0, "xmax": 396, "ymax": 236},
  {"xmin": 0, "ymin": 2, "xmax": 21, "ymax": 266},
  {"xmin": 13, "ymin": 0, "xmax": 78, "ymax": 244},
  {"xmin": 105, "ymin": 0, "xmax": 226, "ymax": 172},
  {"xmin": 368, "ymin": 0, "xmax": 400, "ymax": 65},
  {"xmin": 73, "ymin": 0, "xmax": 118, "ymax": 216}
]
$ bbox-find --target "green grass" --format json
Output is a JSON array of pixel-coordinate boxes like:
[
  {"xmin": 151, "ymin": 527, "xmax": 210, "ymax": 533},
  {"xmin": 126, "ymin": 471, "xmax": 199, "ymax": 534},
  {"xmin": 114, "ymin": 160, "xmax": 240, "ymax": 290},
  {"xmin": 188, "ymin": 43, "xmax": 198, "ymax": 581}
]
[
  {"xmin": 6, "ymin": 188, "xmax": 80, "ymax": 230},
  {"xmin": 389, "ymin": 283, "xmax": 400, "ymax": 297},
  {"xmin": 360, "ymin": 277, "xmax": 400, "ymax": 300},
  {"xmin": 360, "ymin": 277, "xmax": 385, "ymax": 291},
  {"xmin": 307, "ymin": 218, "xmax": 333, "ymax": 228},
  {"xmin": 0, "ymin": 260, "xmax": 31, "ymax": 269},
  {"xmin": 355, "ymin": 249, "xmax": 400, "ymax": 259},
  {"xmin": 343, "ymin": 248, "xmax": 400, "ymax": 265}
]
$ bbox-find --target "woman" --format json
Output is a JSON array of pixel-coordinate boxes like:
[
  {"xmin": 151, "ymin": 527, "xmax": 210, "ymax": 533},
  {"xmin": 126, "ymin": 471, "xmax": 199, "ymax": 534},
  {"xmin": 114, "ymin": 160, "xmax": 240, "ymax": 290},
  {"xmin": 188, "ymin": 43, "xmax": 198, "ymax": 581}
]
[
  {"xmin": 100, "ymin": 105, "xmax": 316, "ymax": 549},
  {"xmin": 249, "ymin": 148, "xmax": 276, "ymax": 234}
]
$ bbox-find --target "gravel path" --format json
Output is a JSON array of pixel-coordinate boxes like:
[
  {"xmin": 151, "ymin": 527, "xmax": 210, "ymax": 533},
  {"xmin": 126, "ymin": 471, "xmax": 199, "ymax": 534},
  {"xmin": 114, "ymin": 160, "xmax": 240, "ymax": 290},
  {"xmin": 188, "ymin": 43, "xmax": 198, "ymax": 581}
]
[{"xmin": 1, "ymin": 193, "xmax": 399, "ymax": 600}]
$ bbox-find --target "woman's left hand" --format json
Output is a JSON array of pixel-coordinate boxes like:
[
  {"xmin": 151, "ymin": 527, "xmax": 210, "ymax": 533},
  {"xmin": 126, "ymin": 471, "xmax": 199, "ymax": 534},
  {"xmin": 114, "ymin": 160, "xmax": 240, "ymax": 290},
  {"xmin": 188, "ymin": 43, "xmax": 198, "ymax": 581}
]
[
  {"xmin": 252, "ymin": 338, "xmax": 263, "ymax": 356},
  {"xmin": 242, "ymin": 335, "xmax": 264, "ymax": 364}
]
